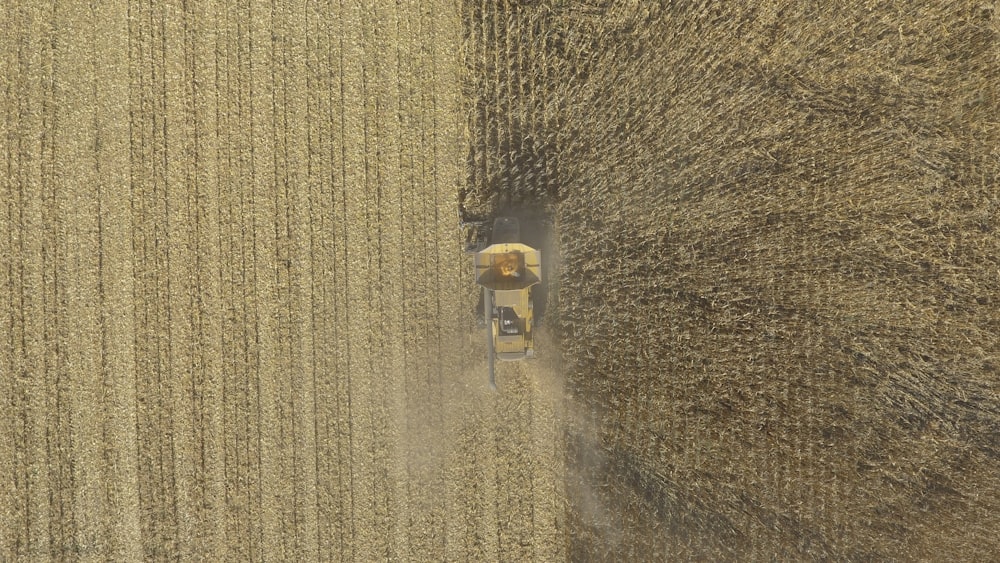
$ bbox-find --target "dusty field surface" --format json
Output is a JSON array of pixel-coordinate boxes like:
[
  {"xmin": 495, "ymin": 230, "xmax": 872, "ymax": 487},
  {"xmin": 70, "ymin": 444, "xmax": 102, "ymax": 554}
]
[
  {"xmin": 1, "ymin": 0, "xmax": 565, "ymax": 560},
  {"xmin": 464, "ymin": 1, "xmax": 999, "ymax": 561}
]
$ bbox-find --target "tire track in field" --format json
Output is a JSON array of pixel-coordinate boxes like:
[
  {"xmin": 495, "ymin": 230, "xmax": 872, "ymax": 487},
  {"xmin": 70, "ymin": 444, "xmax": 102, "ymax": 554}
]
[
  {"xmin": 370, "ymin": 1, "xmax": 410, "ymax": 557},
  {"xmin": 0, "ymin": 5, "xmax": 12, "ymax": 552},
  {"xmin": 0, "ymin": 1, "xmax": 140, "ymax": 559},
  {"xmin": 130, "ymin": 1, "xmax": 176, "ymax": 557},
  {"xmin": 246, "ymin": 0, "xmax": 279, "ymax": 556},
  {"xmin": 215, "ymin": 1, "xmax": 263, "ymax": 558},
  {"xmin": 162, "ymin": 1, "xmax": 200, "ymax": 558},
  {"xmin": 396, "ymin": 2, "xmax": 447, "ymax": 556},
  {"xmin": 303, "ymin": 1, "xmax": 350, "ymax": 559},
  {"xmin": 338, "ymin": 0, "xmax": 373, "ymax": 557},
  {"xmin": 358, "ymin": 3, "xmax": 387, "ymax": 556},
  {"xmin": 53, "ymin": 0, "xmax": 95, "ymax": 552},
  {"xmin": 328, "ymin": 1, "xmax": 358, "ymax": 557},
  {"xmin": 93, "ymin": 1, "xmax": 143, "ymax": 558},
  {"xmin": 403, "ymin": 0, "xmax": 453, "ymax": 556},
  {"xmin": 6, "ymin": 6, "xmax": 60, "ymax": 558},
  {"xmin": 189, "ymin": 1, "xmax": 227, "ymax": 559},
  {"xmin": 0, "ymin": 5, "xmax": 29, "ymax": 558},
  {"xmin": 280, "ymin": 0, "xmax": 321, "ymax": 558}
]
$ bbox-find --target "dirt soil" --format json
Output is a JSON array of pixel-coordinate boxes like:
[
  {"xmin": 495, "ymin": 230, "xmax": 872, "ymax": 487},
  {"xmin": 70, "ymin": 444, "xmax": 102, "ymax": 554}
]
[{"xmin": 1, "ymin": 1, "xmax": 565, "ymax": 560}]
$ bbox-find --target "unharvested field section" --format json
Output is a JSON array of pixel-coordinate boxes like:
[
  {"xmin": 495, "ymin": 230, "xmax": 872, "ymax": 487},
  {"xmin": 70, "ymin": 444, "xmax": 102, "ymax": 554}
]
[
  {"xmin": 463, "ymin": 1, "xmax": 999, "ymax": 560},
  {"xmin": 547, "ymin": 3, "xmax": 1000, "ymax": 561}
]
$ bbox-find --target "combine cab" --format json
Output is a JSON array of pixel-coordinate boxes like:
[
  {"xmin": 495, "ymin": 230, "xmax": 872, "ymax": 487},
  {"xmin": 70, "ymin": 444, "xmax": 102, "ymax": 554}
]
[{"xmin": 470, "ymin": 217, "xmax": 542, "ymax": 389}]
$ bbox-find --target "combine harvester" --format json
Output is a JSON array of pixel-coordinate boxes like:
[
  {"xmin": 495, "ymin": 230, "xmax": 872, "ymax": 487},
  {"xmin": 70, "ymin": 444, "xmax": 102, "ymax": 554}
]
[{"xmin": 464, "ymin": 217, "xmax": 542, "ymax": 389}]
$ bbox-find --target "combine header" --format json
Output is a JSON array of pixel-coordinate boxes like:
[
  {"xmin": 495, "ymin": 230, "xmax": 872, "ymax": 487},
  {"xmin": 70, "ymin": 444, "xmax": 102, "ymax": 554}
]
[{"xmin": 466, "ymin": 217, "xmax": 541, "ymax": 389}]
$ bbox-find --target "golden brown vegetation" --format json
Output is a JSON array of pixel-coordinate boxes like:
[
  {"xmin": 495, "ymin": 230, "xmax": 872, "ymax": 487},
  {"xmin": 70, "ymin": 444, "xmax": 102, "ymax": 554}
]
[
  {"xmin": 2, "ymin": 1, "xmax": 565, "ymax": 560},
  {"xmin": 464, "ymin": 0, "xmax": 999, "ymax": 559}
]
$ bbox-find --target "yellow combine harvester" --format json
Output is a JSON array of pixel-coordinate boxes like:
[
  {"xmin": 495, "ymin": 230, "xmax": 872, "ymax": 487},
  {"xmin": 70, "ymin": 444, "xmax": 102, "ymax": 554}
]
[{"xmin": 471, "ymin": 217, "xmax": 541, "ymax": 389}]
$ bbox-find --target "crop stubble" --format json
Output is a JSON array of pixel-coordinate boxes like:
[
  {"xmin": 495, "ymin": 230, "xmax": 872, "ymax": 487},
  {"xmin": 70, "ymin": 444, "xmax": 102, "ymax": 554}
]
[{"xmin": 1, "ymin": 0, "xmax": 565, "ymax": 560}]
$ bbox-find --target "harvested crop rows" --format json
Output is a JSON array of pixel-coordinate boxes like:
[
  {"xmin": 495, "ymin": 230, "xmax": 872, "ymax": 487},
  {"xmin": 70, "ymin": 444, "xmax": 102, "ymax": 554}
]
[{"xmin": 1, "ymin": 0, "xmax": 564, "ymax": 560}]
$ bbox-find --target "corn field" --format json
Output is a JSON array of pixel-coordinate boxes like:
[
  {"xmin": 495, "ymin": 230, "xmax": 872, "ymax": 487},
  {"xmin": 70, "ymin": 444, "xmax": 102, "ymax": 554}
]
[{"xmin": 464, "ymin": 1, "xmax": 999, "ymax": 560}]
